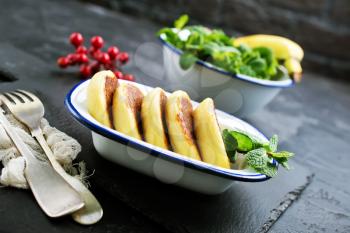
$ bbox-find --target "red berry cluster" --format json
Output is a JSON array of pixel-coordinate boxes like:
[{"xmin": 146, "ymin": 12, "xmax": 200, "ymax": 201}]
[{"xmin": 57, "ymin": 32, "xmax": 134, "ymax": 81}]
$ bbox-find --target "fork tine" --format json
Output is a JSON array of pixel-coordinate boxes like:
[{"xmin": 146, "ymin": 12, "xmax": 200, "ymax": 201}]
[
  {"xmin": 15, "ymin": 90, "xmax": 34, "ymax": 102},
  {"xmin": 16, "ymin": 90, "xmax": 42, "ymax": 104},
  {"xmin": 1, "ymin": 92, "xmax": 18, "ymax": 105},
  {"xmin": 8, "ymin": 92, "xmax": 26, "ymax": 103}
]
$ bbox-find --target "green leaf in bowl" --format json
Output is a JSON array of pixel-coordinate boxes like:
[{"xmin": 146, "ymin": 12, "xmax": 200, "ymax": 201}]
[
  {"xmin": 179, "ymin": 52, "xmax": 197, "ymax": 69},
  {"xmin": 174, "ymin": 14, "xmax": 189, "ymax": 30}
]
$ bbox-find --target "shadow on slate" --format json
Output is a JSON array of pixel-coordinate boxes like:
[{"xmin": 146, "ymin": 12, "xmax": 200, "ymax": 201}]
[
  {"xmin": 0, "ymin": 184, "xmax": 169, "ymax": 233},
  {"xmin": 0, "ymin": 43, "xmax": 313, "ymax": 233},
  {"xmin": 0, "ymin": 70, "xmax": 17, "ymax": 82},
  {"xmin": 90, "ymin": 157, "xmax": 313, "ymax": 233}
]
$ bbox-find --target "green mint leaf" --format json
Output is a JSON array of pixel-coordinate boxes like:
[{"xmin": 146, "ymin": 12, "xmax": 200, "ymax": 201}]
[
  {"xmin": 157, "ymin": 28, "xmax": 183, "ymax": 48},
  {"xmin": 253, "ymin": 47, "xmax": 273, "ymax": 64},
  {"xmin": 229, "ymin": 151, "xmax": 237, "ymax": 163},
  {"xmin": 274, "ymin": 156, "xmax": 287, "ymax": 163},
  {"xmin": 229, "ymin": 131, "xmax": 254, "ymax": 152},
  {"xmin": 222, "ymin": 129, "xmax": 238, "ymax": 162},
  {"xmin": 268, "ymin": 134, "xmax": 278, "ymax": 152},
  {"xmin": 157, "ymin": 28, "xmax": 171, "ymax": 37},
  {"xmin": 179, "ymin": 52, "xmax": 197, "ymax": 70},
  {"xmin": 237, "ymin": 44, "xmax": 251, "ymax": 53},
  {"xmin": 273, "ymin": 155, "xmax": 292, "ymax": 170},
  {"xmin": 246, "ymin": 148, "xmax": 268, "ymax": 169},
  {"xmin": 217, "ymin": 46, "xmax": 240, "ymax": 54},
  {"xmin": 238, "ymin": 65, "xmax": 257, "ymax": 77},
  {"xmin": 270, "ymin": 151, "xmax": 294, "ymax": 159},
  {"xmin": 245, "ymin": 148, "xmax": 278, "ymax": 177},
  {"xmin": 260, "ymin": 162, "xmax": 278, "ymax": 177},
  {"xmin": 249, "ymin": 57, "xmax": 267, "ymax": 73},
  {"xmin": 174, "ymin": 14, "xmax": 189, "ymax": 30},
  {"xmin": 272, "ymin": 65, "xmax": 290, "ymax": 81},
  {"xmin": 280, "ymin": 161, "xmax": 290, "ymax": 170}
]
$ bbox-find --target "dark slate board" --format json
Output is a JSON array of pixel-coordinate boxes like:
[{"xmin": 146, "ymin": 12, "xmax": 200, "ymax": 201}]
[
  {"xmin": 0, "ymin": 42, "xmax": 313, "ymax": 233},
  {"xmin": 0, "ymin": 185, "xmax": 168, "ymax": 233},
  {"xmin": 93, "ymin": 161, "xmax": 312, "ymax": 233}
]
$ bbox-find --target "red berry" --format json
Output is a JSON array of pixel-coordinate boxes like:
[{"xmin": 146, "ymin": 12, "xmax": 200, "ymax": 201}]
[
  {"xmin": 88, "ymin": 47, "xmax": 96, "ymax": 56},
  {"xmin": 90, "ymin": 61, "xmax": 100, "ymax": 73},
  {"xmin": 123, "ymin": 74, "xmax": 134, "ymax": 81},
  {"xmin": 91, "ymin": 49, "xmax": 102, "ymax": 60},
  {"xmin": 76, "ymin": 46, "xmax": 88, "ymax": 54},
  {"xmin": 104, "ymin": 62, "xmax": 115, "ymax": 70},
  {"xmin": 114, "ymin": 71, "xmax": 123, "ymax": 79},
  {"xmin": 57, "ymin": 56, "xmax": 69, "ymax": 68},
  {"xmin": 99, "ymin": 53, "xmax": 110, "ymax": 64},
  {"xmin": 80, "ymin": 65, "xmax": 92, "ymax": 78},
  {"xmin": 107, "ymin": 46, "xmax": 119, "ymax": 59},
  {"xmin": 90, "ymin": 36, "xmax": 104, "ymax": 49},
  {"xmin": 66, "ymin": 53, "xmax": 79, "ymax": 65},
  {"xmin": 70, "ymin": 32, "xmax": 84, "ymax": 48},
  {"xmin": 77, "ymin": 53, "xmax": 89, "ymax": 64},
  {"xmin": 89, "ymin": 47, "xmax": 101, "ymax": 60},
  {"xmin": 118, "ymin": 52, "xmax": 129, "ymax": 64}
]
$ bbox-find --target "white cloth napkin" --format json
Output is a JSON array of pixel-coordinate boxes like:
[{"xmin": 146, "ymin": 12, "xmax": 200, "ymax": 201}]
[{"xmin": 0, "ymin": 113, "xmax": 86, "ymax": 189}]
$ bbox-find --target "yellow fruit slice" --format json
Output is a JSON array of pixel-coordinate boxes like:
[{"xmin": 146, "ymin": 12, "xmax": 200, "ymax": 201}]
[
  {"xmin": 87, "ymin": 70, "xmax": 118, "ymax": 128},
  {"xmin": 193, "ymin": 98, "xmax": 230, "ymax": 169},
  {"xmin": 112, "ymin": 83, "xmax": 144, "ymax": 140},
  {"xmin": 165, "ymin": 91, "xmax": 201, "ymax": 161},
  {"xmin": 141, "ymin": 88, "xmax": 170, "ymax": 150}
]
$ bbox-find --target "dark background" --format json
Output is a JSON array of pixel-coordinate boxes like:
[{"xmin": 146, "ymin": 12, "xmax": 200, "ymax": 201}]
[{"xmin": 85, "ymin": 0, "xmax": 350, "ymax": 80}]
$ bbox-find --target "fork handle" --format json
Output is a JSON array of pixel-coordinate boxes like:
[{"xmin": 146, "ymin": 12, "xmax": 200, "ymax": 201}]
[
  {"xmin": 32, "ymin": 128, "xmax": 103, "ymax": 225},
  {"xmin": 0, "ymin": 112, "xmax": 84, "ymax": 217},
  {"xmin": 32, "ymin": 128, "xmax": 70, "ymax": 174}
]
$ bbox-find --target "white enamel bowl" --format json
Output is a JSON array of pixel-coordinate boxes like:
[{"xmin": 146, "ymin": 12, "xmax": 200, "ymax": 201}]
[
  {"xmin": 65, "ymin": 80, "xmax": 276, "ymax": 195},
  {"xmin": 160, "ymin": 37, "xmax": 294, "ymax": 117}
]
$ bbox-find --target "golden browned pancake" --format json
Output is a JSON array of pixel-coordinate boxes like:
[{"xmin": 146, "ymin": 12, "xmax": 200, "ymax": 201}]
[
  {"xmin": 112, "ymin": 83, "xmax": 144, "ymax": 140},
  {"xmin": 193, "ymin": 98, "xmax": 230, "ymax": 169},
  {"xmin": 87, "ymin": 70, "xmax": 118, "ymax": 128},
  {"xmin": 165, "ymin": 91, "xmax": 201, "ymax": 161},
  {"xmin": 141, "ymin": 88, "xmax": 170, "ymax": 150}
]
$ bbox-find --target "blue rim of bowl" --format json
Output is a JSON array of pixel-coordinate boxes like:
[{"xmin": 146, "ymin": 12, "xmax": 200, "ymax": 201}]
[
  {"xmin": 65, "ymin": 80, "xmax": 275, "ymax": 182},
  {"xmin": 158, "ymin": 37, "xmax": 295, "ymax": 88}
]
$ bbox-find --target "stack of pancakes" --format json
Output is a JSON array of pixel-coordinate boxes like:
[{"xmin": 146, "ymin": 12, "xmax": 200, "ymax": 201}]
[{"xmin": 87, "ymin": 71, "xmax": 230, "ymax": 169}]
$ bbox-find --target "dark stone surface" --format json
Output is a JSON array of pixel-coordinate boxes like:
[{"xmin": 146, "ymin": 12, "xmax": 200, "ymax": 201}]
[
  {"xmin": 0, "ymin": 186, "xmax": 168, "ymax": 233},
  {"xmin": 221, "ymin": 0, "xmax": 296, "ymax": 35},
  {"xmin": 249, "ymin": 74, "xmax": 350, "ymax": 233},
  {"xmin": 331, "ymin": 0, "xmax": 350, "ymax": 25},
  {"xmin": 293, "ymin": 18, "xmax": 350, "ymax": 60},
  {"xmin": 95, "ymin": 161, "xmax": 311, "ymax": 233},
  {"xmin": 0, "ymin": 0, "xmax": 349, "ymax": 232},
  {"xmin": 266, "ymin": 0, "xmax": 328, "ymax": 15}
]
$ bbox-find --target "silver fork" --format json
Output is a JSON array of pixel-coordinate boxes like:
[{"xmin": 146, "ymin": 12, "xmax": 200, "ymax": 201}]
[
  {"xmin": 0, "ymin": 105, "xmax": 84, "ymax": 218},
  {"xmin": 1, "ymin": 90, "xmax": 103, "ymax": 225}
]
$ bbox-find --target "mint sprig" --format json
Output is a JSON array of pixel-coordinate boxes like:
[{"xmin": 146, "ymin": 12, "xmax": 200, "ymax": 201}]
[
  {"xmin": 222, "ymin": 130, "xmax": 294, "ymax": 177},
  {"xmin": 267, "ymin": 134, "xmax": 278, "ymax": 152},
  {"xmin": 246, "ymin": 148, "xmax": 268, "ymax": 169}
]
